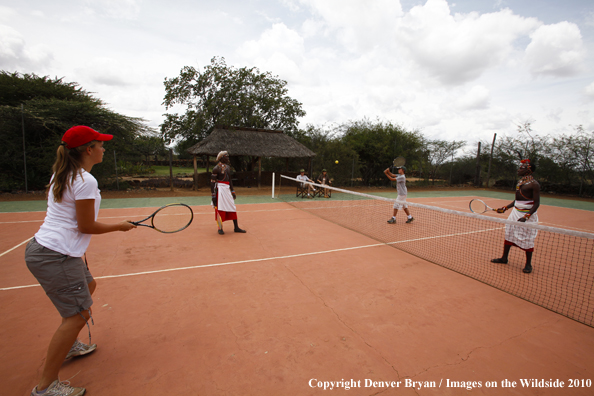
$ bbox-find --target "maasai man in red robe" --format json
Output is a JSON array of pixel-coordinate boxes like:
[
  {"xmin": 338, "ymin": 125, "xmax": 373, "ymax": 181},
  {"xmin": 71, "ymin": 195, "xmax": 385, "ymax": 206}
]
[
  {"xmin": 491, "ymin": 159, "xmax": 540, "ymax": 273},
  {"xmin": 211, "ymin": 151, "xmax": 246, "ymax": 235}
]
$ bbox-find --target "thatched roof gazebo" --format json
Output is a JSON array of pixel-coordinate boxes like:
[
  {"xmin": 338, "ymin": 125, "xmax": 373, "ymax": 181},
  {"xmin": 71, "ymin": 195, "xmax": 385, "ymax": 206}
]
[{"xmin": 186, "ymin": 126, "xmax": 316, "ymax": 189}]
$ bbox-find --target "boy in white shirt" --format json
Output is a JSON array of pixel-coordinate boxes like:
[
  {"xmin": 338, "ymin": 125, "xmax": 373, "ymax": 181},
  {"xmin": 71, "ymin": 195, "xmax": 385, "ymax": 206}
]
[{"xmin": 384, "ymin": 166, "xmax": 414, "ymax": 224}]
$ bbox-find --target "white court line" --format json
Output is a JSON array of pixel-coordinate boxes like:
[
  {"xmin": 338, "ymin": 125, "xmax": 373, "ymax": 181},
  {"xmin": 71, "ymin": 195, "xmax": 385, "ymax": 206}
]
[
  {"xmin": 0, "ymin": 220, "xmax": 43, "ymax": 224},
  {"xmin": 0, "ymin": 225, "xmax": 505, "ymax": 292},
  {"xmin": 0, "ymin": 238, "xmax": 31, "ymax": 258},
  {"xmin": 0, "ymin": 243, "xmax": 385, "ymax": 291},
  {"xmin": 0, "ymin": 207, "xmax": 299, "ymax": 259},
  {"xmin": 0, "ymin": 207, "xmax": 296, "ymax": 225}
]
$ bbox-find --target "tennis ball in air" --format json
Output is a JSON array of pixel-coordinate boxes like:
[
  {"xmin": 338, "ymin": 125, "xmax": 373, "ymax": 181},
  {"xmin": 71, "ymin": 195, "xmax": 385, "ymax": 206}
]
[{"xmin": 335, "ymin": 160, "xmax": 339, "ymax": 164}]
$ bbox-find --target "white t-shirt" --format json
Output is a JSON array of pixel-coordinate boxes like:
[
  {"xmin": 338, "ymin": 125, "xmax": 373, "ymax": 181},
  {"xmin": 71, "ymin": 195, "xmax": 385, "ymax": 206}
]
[
  {"xmin": 296, "ymin": 174, "xmax": 310, "ymax": 186},
  {"xmin": 35, "ymin": 170, "xmax": 101, "ymax": 257},
  {"xmin": 396, "ymin": 174, "xmax": 407, "ymax": 198}
]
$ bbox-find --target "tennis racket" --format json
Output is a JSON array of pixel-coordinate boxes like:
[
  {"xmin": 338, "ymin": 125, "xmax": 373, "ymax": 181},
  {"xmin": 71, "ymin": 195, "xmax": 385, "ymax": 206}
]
[
  {"xmin": 469, "ymin": 199, "xmax": 495, "ymax": 214},
  {"xmin": 393, "ymin": 156, "xmax": 406, "ymax": 167},
  {"xmin": 131, "ymin": 203, "xmax": 194, "ymax": 233},
  {"xmin": 390, "ymin": 156, "xmax": 406, "ymax": 173}
]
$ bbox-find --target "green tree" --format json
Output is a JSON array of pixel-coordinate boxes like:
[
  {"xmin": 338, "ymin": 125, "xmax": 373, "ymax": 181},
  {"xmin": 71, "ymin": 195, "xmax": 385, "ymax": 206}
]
[
  {"xmin": 135, "ymin": 134, "xmax": 167, "ymax": 162},
  {"xmin": 548, "ymin": 126, "xmax": 593, "ymax": 195},
  {"xmin": 161, "ymin": 56, "xmax": 306, "ymax": 146},
  {"xmin": 0, "ymin": 71, "xmax": 151, "ymax": 190},
  {"xmin": 340, "ymin": 119, "xmax": 424, "ymax": 186},
  {"xmin": 425, "ymin": 139, "xmax": 466, "ymax": 184},
  {"xmin": 285, "ymin": 124, "xmax": 359, "ymax": 185}
]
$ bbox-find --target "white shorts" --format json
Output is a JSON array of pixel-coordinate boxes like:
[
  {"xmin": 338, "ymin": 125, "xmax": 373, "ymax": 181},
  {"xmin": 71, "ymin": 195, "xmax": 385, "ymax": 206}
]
[{"xmin": 393, "ymin": 196, "xmax": 408, "ymax": 210}]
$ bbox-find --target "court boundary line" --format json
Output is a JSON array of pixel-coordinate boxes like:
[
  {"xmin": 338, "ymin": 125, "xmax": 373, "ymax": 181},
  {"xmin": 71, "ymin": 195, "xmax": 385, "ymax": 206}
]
[
  {"xmin": 0, "ymin": 225, "xmax": 508, "ymax": 292},
  {"xmin": 0, "ymin": 238, "xmax": 30, "ymax": 258},
  {"xmin": 0, "ymin": 207, "xmax": 299, "ymax": 258},
  {"xmin": 0, "ymin": 242, "xmax": 385, "ymax": 291},
  {"xmin": 0, "ymin": 207, "xmax": 295, "ymax": 225}
]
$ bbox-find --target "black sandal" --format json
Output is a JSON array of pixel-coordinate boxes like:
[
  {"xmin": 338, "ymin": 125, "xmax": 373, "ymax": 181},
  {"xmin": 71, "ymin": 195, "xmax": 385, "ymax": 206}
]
[
  {"xmin": 523, "ymin": 265, "xmax": 532, "ymax": 274},
  {"xmin": 491, "ymin": 258, "xmax": 508, "ymax": 264}
]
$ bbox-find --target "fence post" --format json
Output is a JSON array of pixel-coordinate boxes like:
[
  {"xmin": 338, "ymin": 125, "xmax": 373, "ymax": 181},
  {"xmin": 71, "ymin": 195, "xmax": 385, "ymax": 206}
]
[
  {"xmin": 474, "ymin": 141, "xmax": 481, "ymax": 187},
  {"xmin": 114, "ymin": 150, "xmax": 119, "ymax": 190},
  {"xmin": 169, "ymin": 149, "xmax": 174, "ymax": 192},
  {"xmin": 486, "ymin": 133, "xmax": 496, "ymax": 188},
  {"xmin": 21, "ymin": 104, "xmax": 28, "ymax": 193}
]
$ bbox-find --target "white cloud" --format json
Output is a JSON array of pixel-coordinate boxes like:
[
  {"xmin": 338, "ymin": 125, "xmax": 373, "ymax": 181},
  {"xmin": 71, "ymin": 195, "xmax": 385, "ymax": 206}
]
[
  {"xmin": 585, "ymin": 82, "xmax": 594, "ymax": 100},
  {"xmin": 395, "ymin": 0, "xmax": 540, "ymax": 85},
  {"xmin": 298, "ymin": 0, "xmax": 404, "ymax": 52},
  {"xmin": 236, "ymin": 23, "xmax": 305, "ymax": 83},
  {"xmin": 545, "ymin": 107, "xmax": 563, "ymax": 123},
  {"xmin": 238, "ymin": 23, "xmax": 304, "ymax": 63},
  {"xmin": 2, "ymin": 0, "xmax": 592, "ymax": 143},
  {"xmin": 0, "ymin": 24, "xmax": 52, "ymax": 71},
  {"xmin": 279, "ymin": 0, "xmax": 301, "ymax": 13},
  {"xmin": 525, "ymin": 21, "xmax": 585, "ymax": 77},
  {"xmin": 453, "ymin": 85, "xmax": 491, "ymax": 110},
  {"xmin": 0, "ymin": 5, "xmax": 18, "ymax": 21},
  {"xmin": 81, "ymin": 0, "xmax": 142, "ymax": 20},
  {"xmin": 76, "ymin": 57, "xmax": 135, "ymax": 86},
  {"xmin": 585, "ymin": 11, "xmax": 594, "ymax": 27}
]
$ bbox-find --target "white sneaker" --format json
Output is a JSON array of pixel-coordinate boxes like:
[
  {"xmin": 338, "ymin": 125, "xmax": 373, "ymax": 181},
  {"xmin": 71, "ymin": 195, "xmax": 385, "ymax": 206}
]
[
  {"xmin": 31, "ymin": 379, "xmax": 85, "ymax": 396},
  {"xmin": 65, "ymin": 339, "xmax": 97, "ymax": 360}
]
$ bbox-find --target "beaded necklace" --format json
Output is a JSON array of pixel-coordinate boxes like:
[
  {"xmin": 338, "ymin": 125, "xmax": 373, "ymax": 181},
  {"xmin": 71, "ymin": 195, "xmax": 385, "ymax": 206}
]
[
  {"xmin": 216, "ymin": 162, "xmax": 230, "ymax": 181},
  {"xmin": 516, "ymin": 174, "xmax": 534, "ymax": 200}
]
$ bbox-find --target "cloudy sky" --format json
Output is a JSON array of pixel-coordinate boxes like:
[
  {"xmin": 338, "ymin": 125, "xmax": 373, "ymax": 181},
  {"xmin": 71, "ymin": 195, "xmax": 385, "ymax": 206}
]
[{"xmin": 1, "ymin": 0, "xmax": 593, "ymax": 147}]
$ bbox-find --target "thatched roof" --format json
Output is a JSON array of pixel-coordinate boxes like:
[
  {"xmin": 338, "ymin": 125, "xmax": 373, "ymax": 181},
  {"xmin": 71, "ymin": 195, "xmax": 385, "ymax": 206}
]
[{"xmin": 186, "ymin": 126, "xmax": 316, "ymax": 158}]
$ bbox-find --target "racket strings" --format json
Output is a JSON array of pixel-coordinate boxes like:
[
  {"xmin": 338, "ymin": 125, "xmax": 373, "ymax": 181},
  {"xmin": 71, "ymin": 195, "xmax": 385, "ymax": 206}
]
[
  {"xmin": 393, "ymin": 156, "xmax": 406, "ymax": 167},
  {"xmin": 151, "ymin": 205, "xmax": 193, "ymax": 233},
  {"xmin": 469, "ymin": 199, "xmax": 488, "ymax": 213}
]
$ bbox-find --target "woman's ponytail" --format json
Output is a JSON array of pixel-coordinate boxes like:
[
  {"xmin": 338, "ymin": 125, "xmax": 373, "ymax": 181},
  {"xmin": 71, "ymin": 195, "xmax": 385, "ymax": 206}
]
[{"xmin": 47, "ymin": 141, "xmax": 96, "ymax": 202}]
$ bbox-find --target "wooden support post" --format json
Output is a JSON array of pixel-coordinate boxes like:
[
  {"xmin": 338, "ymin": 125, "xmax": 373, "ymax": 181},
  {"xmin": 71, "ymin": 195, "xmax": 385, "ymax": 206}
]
[
  {"xmin": 486, "ymin": 133, "xmax": 496, "ymax": 188},
  {"xmin": 258, "ymin": 157, "xmax": 262, "ymax": 188},
  {"xmin": 169, "ymin": 149, "xmax": 174, "ymax": 192},
  {"xmin": 474, "ymin": 142, "xmax": 481, "ymax": 187},
  {"xmin": 193, "ymin": 155, "xmax": 198, "ymax": 191}
]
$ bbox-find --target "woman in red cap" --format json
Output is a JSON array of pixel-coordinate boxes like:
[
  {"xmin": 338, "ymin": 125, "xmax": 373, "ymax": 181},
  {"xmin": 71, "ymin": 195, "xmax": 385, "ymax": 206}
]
[{"xmin": 25, "ymin": 126, "xmax": 136, "ymax": 396}]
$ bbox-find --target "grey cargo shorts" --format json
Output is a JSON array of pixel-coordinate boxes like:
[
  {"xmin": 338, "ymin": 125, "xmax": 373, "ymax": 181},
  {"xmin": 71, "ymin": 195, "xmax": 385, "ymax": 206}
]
[{"xmin": 25, "ymin": 238, "xmax": 94, "ymax": 318}]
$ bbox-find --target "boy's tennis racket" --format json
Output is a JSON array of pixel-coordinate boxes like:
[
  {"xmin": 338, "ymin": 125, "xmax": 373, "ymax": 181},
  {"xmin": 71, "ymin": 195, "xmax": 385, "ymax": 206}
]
[
  {"xmin": 393, "ymin": 156, "xmax": 406, "ymax": 167},
  {"xmin": 131, "ymin": 203, "xmax": 194, "ymax": 233},
  {"xmin": 469, "ymin": 199, "xmax": 495, "ymax": 214},
  {"xmin": 390, "ymin": 156, "xmax": 406, "ymax": 173}
]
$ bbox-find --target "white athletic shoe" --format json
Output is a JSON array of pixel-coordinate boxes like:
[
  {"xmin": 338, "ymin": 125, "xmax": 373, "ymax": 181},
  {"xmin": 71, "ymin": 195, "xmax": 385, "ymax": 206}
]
[
  {"xmin": 65, "ymin": 339, "xmax": 97, "ymax": 360},
  {"xmin": 31, "ymin": 380, "xmax": 85, "ymax": 396}
]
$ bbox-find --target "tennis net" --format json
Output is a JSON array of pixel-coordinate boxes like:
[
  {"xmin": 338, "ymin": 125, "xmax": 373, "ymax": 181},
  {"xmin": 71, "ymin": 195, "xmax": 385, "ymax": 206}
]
[{"xmin": 279, "ymin": 175, "xmax": 594, "ymax": 327}]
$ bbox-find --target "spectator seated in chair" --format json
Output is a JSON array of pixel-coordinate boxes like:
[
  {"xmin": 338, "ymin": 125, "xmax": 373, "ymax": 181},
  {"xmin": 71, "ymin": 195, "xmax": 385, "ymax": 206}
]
[
  {"xmin": 316, "ymin": 169, "xmax": 332, "ymax": 198},
  {"xmin": 296, "ymin": 169, "xmax": 316, "ymax": 198}
]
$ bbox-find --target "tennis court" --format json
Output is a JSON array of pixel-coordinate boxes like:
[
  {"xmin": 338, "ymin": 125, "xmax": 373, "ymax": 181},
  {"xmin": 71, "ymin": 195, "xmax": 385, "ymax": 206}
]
[{"xmin": 1, "ymin": 189, "xmax": 594, "ymax": 395}]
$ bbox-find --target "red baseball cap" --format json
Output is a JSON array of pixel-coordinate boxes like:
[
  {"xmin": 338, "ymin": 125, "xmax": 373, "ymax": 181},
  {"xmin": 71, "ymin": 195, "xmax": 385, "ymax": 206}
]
[{"xmin": 62, "ymin": 126, "xmax": 113, "ymax": 149}]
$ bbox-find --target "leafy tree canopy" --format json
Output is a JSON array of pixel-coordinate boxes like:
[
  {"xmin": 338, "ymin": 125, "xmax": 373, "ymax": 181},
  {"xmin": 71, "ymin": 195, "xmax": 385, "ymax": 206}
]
[
  {"xmin": 0, "ymin": 71, "xmax": 152, "ymax": 190},
  {"xmin": 340, "ymin": 119, "xmax": 424, "ymax": 185},
  {"xmin": 161, "ymin": 56, "xmax": 306, "ymax": 145}
]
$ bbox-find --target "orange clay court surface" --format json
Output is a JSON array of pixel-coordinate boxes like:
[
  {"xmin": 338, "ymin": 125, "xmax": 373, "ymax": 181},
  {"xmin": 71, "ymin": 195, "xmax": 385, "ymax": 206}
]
[{"xmin": 1, "ymin": 195, "xmax": 594, "ymax": 396}]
